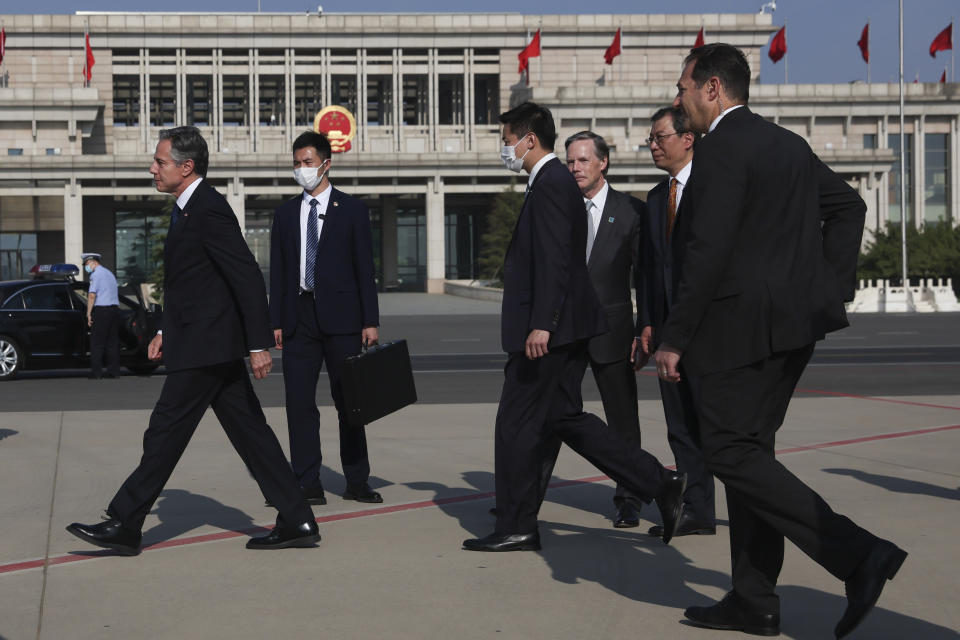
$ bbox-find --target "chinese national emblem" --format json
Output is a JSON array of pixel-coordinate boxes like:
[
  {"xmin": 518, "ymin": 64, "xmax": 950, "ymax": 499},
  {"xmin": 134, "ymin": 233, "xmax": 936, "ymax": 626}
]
[{"xmin": 314, "ymin": 106, "xmax": 357, "ymax": 153}]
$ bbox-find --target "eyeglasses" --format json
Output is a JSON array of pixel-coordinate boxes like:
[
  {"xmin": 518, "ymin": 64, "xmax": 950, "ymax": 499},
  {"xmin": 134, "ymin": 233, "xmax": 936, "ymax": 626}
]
[{"xmin": 645, "ymin": 132, "xmax": 682, "ymax": 147}]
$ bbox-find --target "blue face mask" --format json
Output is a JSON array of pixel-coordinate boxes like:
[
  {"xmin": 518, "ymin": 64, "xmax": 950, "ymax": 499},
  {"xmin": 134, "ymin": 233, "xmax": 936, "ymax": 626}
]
[{"xmin": 84, "ymin": 264, "xmax": 93, "ymax": 274}]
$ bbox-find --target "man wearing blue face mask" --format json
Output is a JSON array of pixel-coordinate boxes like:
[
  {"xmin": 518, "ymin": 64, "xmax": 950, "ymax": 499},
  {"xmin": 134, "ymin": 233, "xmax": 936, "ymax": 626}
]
[
  {"xmin": 82, "ymin": 252, "xmax": 121, "ymax": 379},
  {"xmin": 269, "ymin": 131, "xmax": 382, "ymax": 506},
  {"xmin": 463, "ymin": 102, "xmax": 686, "ymax": 552}
]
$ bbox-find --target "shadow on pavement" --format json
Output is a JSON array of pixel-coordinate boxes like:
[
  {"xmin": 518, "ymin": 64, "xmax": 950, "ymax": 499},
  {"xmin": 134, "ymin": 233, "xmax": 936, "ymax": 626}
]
[
  {"xmin": 776, "ymin": 584, "xmax": 958, "ymax": 639},
  {"xmin": 142, "ymin": 489, "xmax": 262, "ymax": 545},
  {"xmin": 0, "ymin": 429, "xmax": 18, "ymax": 442},
  {"xmin": 823, "ymin": 468, "xmax": 960, "ymax": 501}
]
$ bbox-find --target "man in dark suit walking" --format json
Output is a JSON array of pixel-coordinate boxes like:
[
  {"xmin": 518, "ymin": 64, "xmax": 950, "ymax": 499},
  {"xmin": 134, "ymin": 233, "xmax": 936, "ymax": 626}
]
[
  {"xmin": 637, "ymin": 107, "xmax": 716, "ymax": 539},
  {"xmin": 269, "ymin": 131, "xmax": 382, "ymax": 506},
  {"xmin": 558, "ymin": 130, "xmax": 646, "ymax": 528},
  {"xmin": 67, "ymin": 126, "xmax": 319, "ymax": 554},
  {"xmin": 653, "ymin": 44, "xmax": 906, "ymax": 638},
  {"xmin": 463, "ymin": 102, "xmax": 685, "ymax": 553}
]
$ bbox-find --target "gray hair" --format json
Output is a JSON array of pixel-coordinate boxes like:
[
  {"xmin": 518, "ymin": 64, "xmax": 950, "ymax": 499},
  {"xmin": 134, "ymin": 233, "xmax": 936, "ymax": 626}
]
[
  {"xmin": 158, "ymin": 126, "xmax": 209, "ymax": 177},
  {"xmin": 564, "ymin": 130, "xmax": 610, "ymax": 176}
]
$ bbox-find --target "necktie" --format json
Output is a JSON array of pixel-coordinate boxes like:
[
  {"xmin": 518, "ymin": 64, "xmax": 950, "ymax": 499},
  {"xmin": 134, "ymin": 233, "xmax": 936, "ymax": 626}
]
[
  {"xmin": 304, "ymin": 198, "xmax": 319, "ymax": 290},
  {"xmin": 666, "ymin": 178, "xmax": 678, "ymax": 242},
  {"xmin": 585, "ymin": 200, "xmax": 597, "ymax": 262},
  {"xmin": 169, "ymin": 203, "xmax": 182, "ymax": 232}
]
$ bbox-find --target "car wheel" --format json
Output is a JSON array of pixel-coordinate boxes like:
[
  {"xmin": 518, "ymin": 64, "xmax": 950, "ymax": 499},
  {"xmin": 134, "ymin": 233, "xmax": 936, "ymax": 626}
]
[
  {"xmin": 127, "ymin": 364, "xmax": 159, "ymax": 376},
  {"xmin": 0, "ymin": 336, "xmax": 23, "ymax": 381}
]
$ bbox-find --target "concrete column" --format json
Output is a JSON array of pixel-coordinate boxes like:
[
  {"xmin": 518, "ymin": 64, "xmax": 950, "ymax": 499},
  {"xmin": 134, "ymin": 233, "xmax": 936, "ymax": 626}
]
[
  {"xmin": 227, "ymin": 178, "xmax": 245, "ymax": 232},
  {"xmin": 952, "ymin": 115, "xmax": 959, "ymax": 226},
  {"xmin": 381, "ymin": 197, "xmax": 398, "ymax": 289},
  {"xmin": 425, "ymin": 176, "xmax": 446, "ymax": 293},
  {"xmin": 63, "ymin": 181, "xmax": 83, "ymax": 265},
  {"xmin": 914, "ymin": 116, "xmax": 924, "ymax": 228}
]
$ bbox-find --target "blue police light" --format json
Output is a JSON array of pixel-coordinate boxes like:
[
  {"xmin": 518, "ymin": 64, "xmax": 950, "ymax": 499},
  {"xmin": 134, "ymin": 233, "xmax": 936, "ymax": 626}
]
[{"xmin": 29, "ymin": 264, "xmax": 81, "ymax": 279}]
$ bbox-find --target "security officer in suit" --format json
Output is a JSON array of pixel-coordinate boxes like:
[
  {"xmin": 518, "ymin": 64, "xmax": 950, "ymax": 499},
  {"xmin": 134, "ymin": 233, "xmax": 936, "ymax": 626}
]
[
  {"xmin": 656, "ymin": 44, "xmax": 905, "ymax": 637},
  {"xmin": 637, "ymin": 107, "xmax": 716, "ymax": 538},
  {"xmin": 67, "ymin": 126, "xmax": 319, "ymax": 555},
  {"xmin": 269, "ymin": 131, "xmax": 382, "ymax": 506},
  {"xmin": 462, "ymin": 102, "xmax": 685, "ymax": 553}
]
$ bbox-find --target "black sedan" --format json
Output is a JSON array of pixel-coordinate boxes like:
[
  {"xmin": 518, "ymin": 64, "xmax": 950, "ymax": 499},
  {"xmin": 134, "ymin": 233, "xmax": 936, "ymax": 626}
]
[{"xmin": 0, "ymin": 266, "xmax": 163, "ymax": 380}]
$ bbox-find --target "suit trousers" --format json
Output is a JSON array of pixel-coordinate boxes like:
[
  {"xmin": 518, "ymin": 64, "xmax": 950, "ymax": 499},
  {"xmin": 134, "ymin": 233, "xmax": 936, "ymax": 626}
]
[
  {"xmin": 494, "ymin": 341, "xmax": 668, "ymax": 535},
  {"xmin": 108, "ymin": 360, "xmax": 313, "ymax": 531},
  {"xmin": 658, "ymin": 371, "xmax": 715, "ymax": 522},
  {"xmin": 537, "ymin": 358, "xmax": 644, "ymax": 510},
  {"xmin": 697, "ymin": 343, "xmax": 875, "ymax": 614},
  {"xmin": 282, "ymin": 292, "xmax": 370, "ymax": 490},
  {"xmin": 90, "ymin": 305, "xmax": 121, "ymax": 377}
]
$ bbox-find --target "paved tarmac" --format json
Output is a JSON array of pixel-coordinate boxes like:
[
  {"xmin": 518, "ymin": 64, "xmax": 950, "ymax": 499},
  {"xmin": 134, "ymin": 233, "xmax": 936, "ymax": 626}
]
[{"xmin": 1, "ymin": 294, "xmax": 959, "ymax": 639}]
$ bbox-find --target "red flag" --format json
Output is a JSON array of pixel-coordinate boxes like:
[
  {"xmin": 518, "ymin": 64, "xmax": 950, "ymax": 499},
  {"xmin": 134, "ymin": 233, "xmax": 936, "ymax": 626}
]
[
  {"xmin": 929, "ymin": 23, "xmax": 952, "ymax": 57},
  {"xmin": 857, "ymin": 23, "xmax": 869, "ymax": 63},
  {"xmin": 0, "ymin": 28, "xmax": 6, "ymax": 66},
  {"xmin": 941, "ymin": 69, "xmax": 947, "ymax": 83},
  {"xmin": 518, "ymin": 29, "xmax": 541, "ymax": 76},
  {"xmin": 604, "ymin": 28, "xmax": 621, "ymax": 65},
  {"xmin": 694, "ymin": 27, "xmax": 705, "ymax": 48},
  {"xmin": 82, "ymin": 33, "xmax": 95, "ymax": 84},
  {"xmin": 768, "ymin": 26, "xmax": 787, "ymax": 63}
]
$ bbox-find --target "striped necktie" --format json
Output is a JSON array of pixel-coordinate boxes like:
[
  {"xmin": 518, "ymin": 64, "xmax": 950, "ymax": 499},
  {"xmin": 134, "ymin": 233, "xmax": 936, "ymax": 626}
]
[
  {"xmin": 666, "ymin": 178, "xmax": 678, "ymax": 242},
  {"xmin": 585, "ymin": 200, "xmax": 596, "ymax": 262},
  {"xmin": 304, "ymin": 198, "xmax": 319, "ymax": 290}
]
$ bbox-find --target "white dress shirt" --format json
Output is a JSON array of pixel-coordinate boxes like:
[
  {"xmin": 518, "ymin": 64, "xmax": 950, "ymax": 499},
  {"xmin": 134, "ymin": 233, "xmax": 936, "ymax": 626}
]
[
  {"xmin": 175, "ymin": 176, "xmax": 203, "ymax": 210},
  {"xmin": 527, "ymin": 152, "xmax": 557, "ymax": 190},
  {"xmin": 299, "ymin": 184, "xmax": 332, "ymax": 291},
  {"xmin": 671, "ymin": 160, "xmax": 693, "ymax": 208}
]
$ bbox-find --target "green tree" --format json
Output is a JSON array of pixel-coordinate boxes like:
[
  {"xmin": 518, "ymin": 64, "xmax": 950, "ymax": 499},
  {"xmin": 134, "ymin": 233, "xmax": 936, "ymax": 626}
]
[
  {"xmin": 479, "ymin": 182, "xmax": 525, "ymax": 285},
  {"xmin": 148, "ymin": 200, "xmax": 173, "ymax": 304},
  {"xmin": 858, "ymin": 221, "xmax": 960, "ymax": 295}
]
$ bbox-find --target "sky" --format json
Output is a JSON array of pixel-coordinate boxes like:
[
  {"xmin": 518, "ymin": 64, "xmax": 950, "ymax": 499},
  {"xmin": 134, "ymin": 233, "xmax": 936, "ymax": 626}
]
[{"xmin": 6, "ymin": 0, "xmax": 957, "ymax": 85}]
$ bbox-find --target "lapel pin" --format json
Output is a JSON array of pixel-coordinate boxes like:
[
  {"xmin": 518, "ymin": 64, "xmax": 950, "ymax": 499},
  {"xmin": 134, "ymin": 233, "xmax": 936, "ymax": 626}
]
[
  {"xmin": 332, "ymin": 201, "xmax": 339, "ymax": 207},
  {"xmin": 608, "ymin": 217, "xmax": 615, "ymax": 223}
]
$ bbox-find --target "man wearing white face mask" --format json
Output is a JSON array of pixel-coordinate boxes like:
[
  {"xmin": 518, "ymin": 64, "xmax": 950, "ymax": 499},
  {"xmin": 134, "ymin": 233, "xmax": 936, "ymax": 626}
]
[{"xmin": 269, "ymin": 131, "xmax": 382, "ymax": 506}]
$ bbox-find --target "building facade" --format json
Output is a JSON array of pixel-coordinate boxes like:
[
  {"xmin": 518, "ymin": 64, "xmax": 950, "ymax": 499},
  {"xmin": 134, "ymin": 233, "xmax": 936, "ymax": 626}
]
[{"xmin": 0, "ymin": 11, "xmax": 957, "ymax": 291}]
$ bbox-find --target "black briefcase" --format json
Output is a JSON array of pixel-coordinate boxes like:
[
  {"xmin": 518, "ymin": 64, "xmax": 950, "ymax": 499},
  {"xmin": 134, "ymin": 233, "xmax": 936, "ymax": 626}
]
[{"xmin": 340, "ymin": 339, "xmax": 417, "ymax": 427}]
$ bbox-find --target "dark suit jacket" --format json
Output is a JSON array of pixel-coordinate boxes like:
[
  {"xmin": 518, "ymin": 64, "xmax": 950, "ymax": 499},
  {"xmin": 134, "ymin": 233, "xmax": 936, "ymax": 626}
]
[
  {"xmin": 586, "ymin": 186, "xmax": 644, "ymax": 364},
  {"xmin": 269, "ymin": 187, "xmax": 379, "ymax": 337},
  {"xmin": 638, "ymin": 174, "xmax": 685, "ymax": 346},
  {"xmin": 161, "ymin": 179, "xmax": 273, "ymax": 372},
  {"xmin": 500, "ymin": 156, "xmax": 607, "ymax": 354},
  {"xmin": 660, "ymin": 107, "xmax": 866, "ymax": 376}
]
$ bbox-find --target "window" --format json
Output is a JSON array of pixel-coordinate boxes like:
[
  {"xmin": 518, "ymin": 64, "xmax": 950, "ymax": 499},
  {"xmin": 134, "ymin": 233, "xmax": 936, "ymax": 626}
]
[
  {"xmin": 113, "ymin": 75, "xmax": 140, "ymax": 127},
  {"xmin": 924, "ymin": 133, "xmax": 950, "ymax": 225},
  {"xmin": 258, "ymin": 75, "xmax": 285, "ymax": 126},
  {"xmin": 0, "ymin": 233, "xmax": 37, "ymax": 280},
  {"xmin": 21, "ymin": 286, "xmax": 74, "ymax": 311},
  {"xmin": 295, "ymin": 76, "xmax": 324, "ymax": 125},
  {"xmin": 331, "ymin": 75, "xmax": 358, "ymax": 115},
  {"xmin": 888, "ymin": 133, "xmax": 914, "ymax": 224},
  {"xmin": 115, "ymin": 209, "xmax": 167, "ymax": 284},
  {"xmin": 402, "ymin": 75, "xmax": 428, "ymax": 126},
  {"xmin": 367, "ymin": 75, "xmax": 393, "ymax": 125},
  {"xmin": 149, "ymin": 75, "xmax": 176, "ymax": 127},
  {"xmin": 223, "ymin": 76, "xmax": 249, "ymax": 126},
  {"xmin": 862, "ymin": 133, "xmax": 876, "ymax": 150},
  {"xmin": 7, "ymin": 149, "xmax": 23, "ymax": 156},
  {"xmin": 187, "ymin": 76, "xmax": 212, "ymax": 126},
  {"xmin": 438, "ymin": 75, "xmax": 464, "ymax": 125},
  {"xmin": 474, "ymin": 75, "xmax": 500, "ymax": 125}
]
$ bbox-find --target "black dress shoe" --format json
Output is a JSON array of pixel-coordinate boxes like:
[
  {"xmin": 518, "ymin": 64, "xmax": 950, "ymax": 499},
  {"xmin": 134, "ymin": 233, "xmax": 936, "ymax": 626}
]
[
  {"xmin": 648, "ymin": 510, "xmax": 716, "ymax": 538},
  {"xmin": 343, "ymin": 484, "xmax": 383, "ymax": 503},
  {"xmin": 654, "ymin": 472, "xmax": 687, "ymax": 544},
  {"xmin": 66, "ymin": 518, "xmax": 142, "ymax": 556},
  {"xmin": 613, "ymin": 503, "xmax": 640, "ymax": 528},
  {"xmin": 462, "ymin": 531, "xmax": 541, "ymax": 552},
  {"xmin": 246, "ymin": 520, "xmax": 320, "ymax": 550},
  {"xmin": 835, "ymin": 539, "xmax": 907, "ymax": 638},
  {"xmin": 685, "ymin": 592, "xmax": 781, "ymax": 636}
]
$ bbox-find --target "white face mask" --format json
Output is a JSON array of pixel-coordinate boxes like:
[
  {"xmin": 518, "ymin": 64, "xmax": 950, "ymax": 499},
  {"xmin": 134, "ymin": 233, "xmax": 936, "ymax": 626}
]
[
  {"xmin": 500, "ymin": 132, "xmax": 531, "ymax": 173},
  {"xmin": 293, "ymin": 161, "xmax": 329, "ymax": 192}
]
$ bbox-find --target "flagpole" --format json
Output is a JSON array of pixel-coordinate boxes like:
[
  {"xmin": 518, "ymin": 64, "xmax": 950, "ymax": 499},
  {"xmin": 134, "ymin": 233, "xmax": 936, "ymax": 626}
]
[
  {"xmin": 867, "ymin": 19, "xmax": 871, "ymax": 83},
  {"xmin": 898, "ymin": 0, "xmax": 910, "ymax": 304},
  {"xmin": 538, "ymin": 19, "xmax": 542, "ymax": 88},
  {"xmin": 784, "ymin": 22, "xmax": 788, "ymax": 84}
]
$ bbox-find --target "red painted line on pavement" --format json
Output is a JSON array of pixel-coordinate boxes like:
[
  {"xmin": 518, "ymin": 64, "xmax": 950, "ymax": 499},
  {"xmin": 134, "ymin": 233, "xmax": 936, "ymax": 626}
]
[
  {"xmin": 795, "ymin": 388, "xmax": 960, "ymax": 411},
  {"xmin": 2, "ymin": 422, "xmax": 958, "ymax": 576}
]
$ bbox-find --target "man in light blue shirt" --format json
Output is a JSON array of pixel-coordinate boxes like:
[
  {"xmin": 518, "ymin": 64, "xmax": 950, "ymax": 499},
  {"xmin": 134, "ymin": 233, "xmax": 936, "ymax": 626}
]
[{"xmin": 83, "ymin": 252, "xmax": 121, "ymax": 378}]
